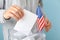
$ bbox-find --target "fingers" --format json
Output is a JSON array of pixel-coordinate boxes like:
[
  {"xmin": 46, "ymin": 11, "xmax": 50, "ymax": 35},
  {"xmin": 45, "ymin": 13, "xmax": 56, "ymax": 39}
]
[
  {"xmin": 9, "ymin": 12, "xmax": 19, "ymax": 21},
  {"xmin": 45, "ymin": 18, "xmax": 51, "ymax": 32},
  {"xmin": 4, "ymin": 5, "xmax": 24, "ymax": 21},
  {"xmin": 45, "ymin": 25, "xmax": 50, "ymax": 32},
  {"xmin": 45, "ymin": 27, "xmax": 49, "ymax": 32},
  {"xmin": 3, "ymin": 11, "xmax": 11, "ymax": 20},
  {"xmin": 9, "ymin": 7, "xmax": 21, "ymax": 19},
  {"xmin": 12, "ymin": 5, "xmax": 24, "ymax": 18}
]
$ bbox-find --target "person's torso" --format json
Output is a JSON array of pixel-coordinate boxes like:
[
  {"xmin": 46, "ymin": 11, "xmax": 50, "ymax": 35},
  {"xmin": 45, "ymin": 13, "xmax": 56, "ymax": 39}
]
[
  {"xmin": 5, "ymin": 0, "xmax": 38, "ymax": 13},
  {"xmin": 2, "ymin": 0, "xmax": 43, "ymax": 40}
]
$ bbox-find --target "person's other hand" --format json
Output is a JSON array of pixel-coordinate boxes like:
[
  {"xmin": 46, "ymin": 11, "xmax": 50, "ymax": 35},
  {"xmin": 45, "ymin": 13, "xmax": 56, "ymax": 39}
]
[
  {"xmin": 4, "ymin": 5, "xmax": 24, "ymax": 21},
  {"xmin": 45, "ymin": 18, "xmax": 51, "ymax": 32}
]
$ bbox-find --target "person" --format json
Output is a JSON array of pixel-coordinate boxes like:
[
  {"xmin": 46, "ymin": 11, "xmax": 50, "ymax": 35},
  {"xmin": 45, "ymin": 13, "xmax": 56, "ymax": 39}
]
[{"xmin": 0, "ymin": 0, "xmax": 51, "ymax": 40}]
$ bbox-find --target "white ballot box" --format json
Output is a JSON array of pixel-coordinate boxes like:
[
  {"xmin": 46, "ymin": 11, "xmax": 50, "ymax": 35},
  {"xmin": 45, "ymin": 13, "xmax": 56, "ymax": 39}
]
[{"xmin": 14, "ymin": 9, "xmax": 37, "ymax": 35}]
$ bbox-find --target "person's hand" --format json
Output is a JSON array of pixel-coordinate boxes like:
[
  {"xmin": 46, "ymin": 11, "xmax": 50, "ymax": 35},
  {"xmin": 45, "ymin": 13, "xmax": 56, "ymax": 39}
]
[
  {"xmin": 3, "ymin": 5, "xmax": 24, "ymax": 21},
  {"xmin": 45, "ymin": 18, "xmax": 51, "ymax": 32}
]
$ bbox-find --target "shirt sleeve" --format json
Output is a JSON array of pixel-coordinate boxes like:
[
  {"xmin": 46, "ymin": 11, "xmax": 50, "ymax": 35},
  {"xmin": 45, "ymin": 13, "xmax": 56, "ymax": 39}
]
[
  {"xmin": 12, "ymin": 0, "xmax": 26, "ymax": 8},
  {"xmin": 0, "ymin": 10, "xmax": 5, "ymax": 23}
]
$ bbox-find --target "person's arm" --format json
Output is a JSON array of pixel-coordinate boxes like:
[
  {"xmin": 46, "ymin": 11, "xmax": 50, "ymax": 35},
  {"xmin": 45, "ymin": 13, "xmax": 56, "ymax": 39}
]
[
  {"xmin": 4, "ymin": 5, "xmax": 24, "ymax": 21},
  {"xmin": 0, "ymin": 10, "xmax": 5, "ymax": 23}
]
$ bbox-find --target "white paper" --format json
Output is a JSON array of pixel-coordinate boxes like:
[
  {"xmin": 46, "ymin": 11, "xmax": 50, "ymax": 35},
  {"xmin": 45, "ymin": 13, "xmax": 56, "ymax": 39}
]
[{"xmin": 14, "ymin": 9, "xmax": 37, "ymax": 35}]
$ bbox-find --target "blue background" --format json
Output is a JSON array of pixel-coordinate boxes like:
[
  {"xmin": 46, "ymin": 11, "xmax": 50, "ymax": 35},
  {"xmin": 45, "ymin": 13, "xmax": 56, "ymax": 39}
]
[
  {"xmin": 42, "ymin": 0, "xmax": 60, "ymax": 40},
  {"xmin": 0, "ymin": 24, "xmax": 3, "ymax": 40},
  {"xmin": 0, "ymin": 0, "xmax": 60, "ymax": 40}
]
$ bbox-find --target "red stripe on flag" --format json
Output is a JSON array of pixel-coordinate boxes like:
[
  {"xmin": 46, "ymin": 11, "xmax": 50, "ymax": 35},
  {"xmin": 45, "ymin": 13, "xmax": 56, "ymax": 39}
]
[
  {"xmin": 40, "ymin": 20, "xmax": 45, "ymax": 30},
  {"xmin": 37, "ymin": 16, "xmax": 47, "ymax": 31},
  {"xmin": 39, "ymin": 16, "xmax": 44, "ymax": 26},
  {"xmin": 39, "ymin": 16, "xmax": 44, "ymax": 30}
]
